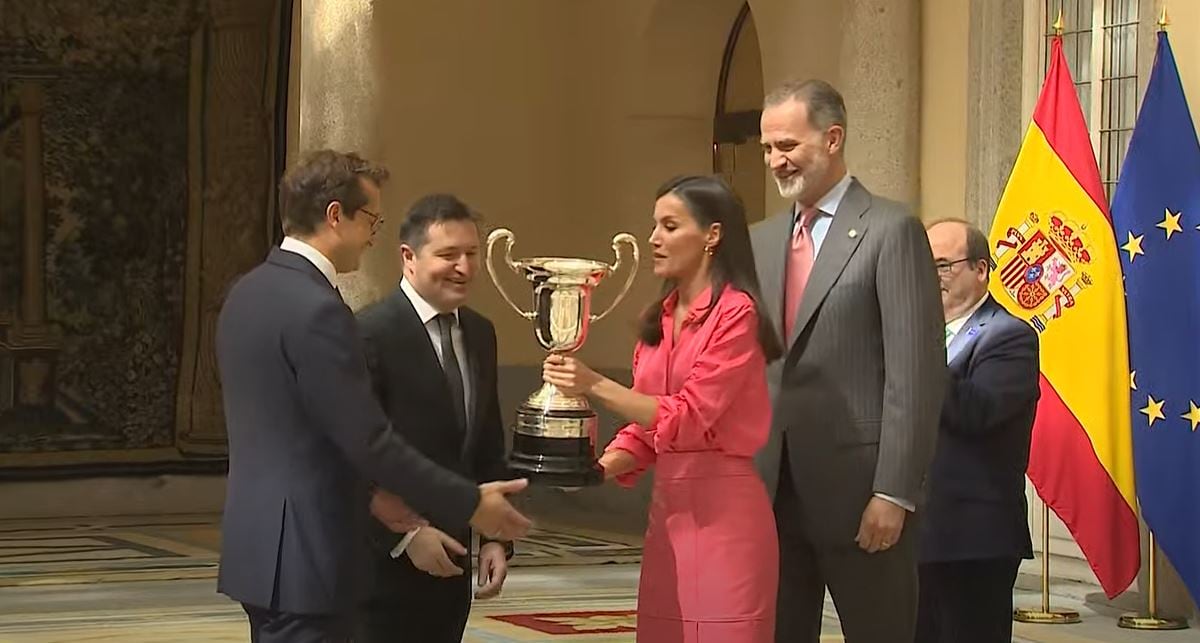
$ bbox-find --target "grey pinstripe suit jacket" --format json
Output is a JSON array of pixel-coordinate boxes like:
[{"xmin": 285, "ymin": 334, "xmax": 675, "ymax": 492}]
[{"xmin": 751, "ymin": 178, "xmax": 945, "ymax": 547}]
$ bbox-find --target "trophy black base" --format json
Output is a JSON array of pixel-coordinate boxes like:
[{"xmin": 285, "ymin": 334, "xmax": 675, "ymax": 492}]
[{"xmin": 509, "ymin": 432, "xmax": 603, "ymax": 489}]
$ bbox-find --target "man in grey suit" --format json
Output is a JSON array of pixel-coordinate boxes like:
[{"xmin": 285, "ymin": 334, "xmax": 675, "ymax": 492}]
[
  {"xmin": 751, "ymin": 80, "xmax": 945, "ymax": 643},
  {"xmin": 216, "ymin": 150, "xmax": 531, "ymax": 642}
]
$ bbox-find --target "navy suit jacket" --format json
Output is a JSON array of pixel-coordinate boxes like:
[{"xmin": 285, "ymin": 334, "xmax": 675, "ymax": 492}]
[
  {"xmin": 215, "ymin": 248, "xmax": 480, "ymax": 614},
  {"xmin": 920, "ymin": 295, "xmax": 1039, "ymax": 563}
]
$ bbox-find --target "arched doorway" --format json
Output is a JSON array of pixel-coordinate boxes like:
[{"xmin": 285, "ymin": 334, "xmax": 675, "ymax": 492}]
[{"xmin": 712, "ymin": 3, "xmax": 766, "ymax": 222}]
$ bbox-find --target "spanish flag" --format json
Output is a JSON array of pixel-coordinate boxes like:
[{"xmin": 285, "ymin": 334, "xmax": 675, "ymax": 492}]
[{"xmin": 987, "ymin": 36, "xmax": 1140, "ymax": 598}]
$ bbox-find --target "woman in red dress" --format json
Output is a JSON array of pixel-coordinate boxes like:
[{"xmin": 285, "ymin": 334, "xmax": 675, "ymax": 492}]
[{"xmin": 543, "ymin": 175, "xmax": 783, "ymax": 643}]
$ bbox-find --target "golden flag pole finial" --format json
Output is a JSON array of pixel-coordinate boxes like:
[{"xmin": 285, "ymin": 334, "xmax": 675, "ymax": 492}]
[
  {"xmin": 1053, "ymin": 6, "xmax": 1064, "ymax": 36},
  {"xmin": 1158, "ymin": 5, "xmax": 1170, "ymax": 31}
]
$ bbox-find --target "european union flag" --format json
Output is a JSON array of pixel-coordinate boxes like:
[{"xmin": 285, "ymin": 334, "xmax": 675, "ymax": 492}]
[{"xmin": 1112, "ymin": 30, "xmax": 1200, "ymax": 604}]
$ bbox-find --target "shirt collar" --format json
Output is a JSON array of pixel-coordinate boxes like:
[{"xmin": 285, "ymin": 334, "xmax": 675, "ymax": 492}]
[
  {"xmin": 946, "ymin": 292, "xmax": 989, "ymax": 336},
  {"xmin": 280, "ymin": 236, "xmax": 337, "ymax": 287},
  {"xmin": 401, "ymin": 278, "xmax": 459, "ymax": 325},
  {"xmin": 794, "ymin": 172, "xmax": 853, "ymax": 221}
]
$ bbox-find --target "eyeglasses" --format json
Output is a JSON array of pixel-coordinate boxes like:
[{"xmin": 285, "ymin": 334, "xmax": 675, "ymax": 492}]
[
  {"xmin": 934, "ymin": 258, "xmax": 973, "ymax": 275},
  {"xmin": 359, "ymin": 207, "xmax": 384, "ymax": 230}
]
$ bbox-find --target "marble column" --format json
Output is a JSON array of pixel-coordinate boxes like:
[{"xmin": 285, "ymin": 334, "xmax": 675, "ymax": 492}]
[
  {"xmin": 837, "ymin": 0, "xmax": 921, "ymax": 205},
  {"xmin": 965, "ymin": 0, "xmax": 1024, "ymax": 229},
  {"xmin": 298, "ymin": 0, "xmax": 382, "ymax": 311}
]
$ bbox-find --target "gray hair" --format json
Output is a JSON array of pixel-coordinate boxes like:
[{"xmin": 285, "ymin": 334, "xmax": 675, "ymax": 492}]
[{"xmin": 763, "ymin": 79, "xmax": 848, "ymax": 134}]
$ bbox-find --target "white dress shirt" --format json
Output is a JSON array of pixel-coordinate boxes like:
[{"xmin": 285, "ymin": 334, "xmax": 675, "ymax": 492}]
[
  {"xmin": 279, "ymin": 236, "xmax": 337, "ymax": 290},
  {"xmin": 400, "ymin": 278, "xmax": 473, "ymax": 420},
  {"xmin": 794, "ymin": 173, "xmax": 915, "ymax": 513},
  {"xmin": 793, "ymin": 172, "xmax": 853, "ymax": 257},
  {"xmin": 945, "ymin": 293, "xmax": 989, "ymax": 350},
  {"xmin": 390, "ymin": 278, "xmax": 473, "ymax": 559}
]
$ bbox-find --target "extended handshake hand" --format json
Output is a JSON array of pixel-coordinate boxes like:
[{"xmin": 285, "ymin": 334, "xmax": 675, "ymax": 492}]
[
  {"xmin": 470, "ymin": 479, "xmax": 532, "ymax": 540},
  {"xmin": 370, "ymin": 479, "xmax": 533, "ymax": 541}
]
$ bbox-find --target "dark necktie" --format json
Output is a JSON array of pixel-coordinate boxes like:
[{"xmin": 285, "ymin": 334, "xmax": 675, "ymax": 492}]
[{"xmin": 436, "ymin": 313, "xmax": 468, "ymax": 432}]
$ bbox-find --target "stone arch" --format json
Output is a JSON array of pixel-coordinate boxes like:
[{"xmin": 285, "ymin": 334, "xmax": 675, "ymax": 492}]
[
  {"xmin": 713, "ymin": 3, "xmax": 766, "ymax": 221},
  {"xmin": 624, "ymin": 0, "xmax": 870, "ymax": 219},
  {"xmin": 629, "ymin": 0, "xmax": 751, "ymax": 121}
]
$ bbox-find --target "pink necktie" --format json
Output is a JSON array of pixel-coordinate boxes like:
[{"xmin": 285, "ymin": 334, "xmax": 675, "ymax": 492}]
[{"xmin": 784, "ymin": 207, "xmax": 818, "ymax": 339}]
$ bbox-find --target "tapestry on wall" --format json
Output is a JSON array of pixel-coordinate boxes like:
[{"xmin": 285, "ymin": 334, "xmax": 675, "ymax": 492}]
[{"xmin": 0, "ymin": 0, "xmax": 287, "ymax": 475}]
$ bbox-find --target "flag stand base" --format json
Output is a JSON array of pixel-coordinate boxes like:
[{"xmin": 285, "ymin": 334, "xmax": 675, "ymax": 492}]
[
  {"xmin": 1014, "ymin": 608, "xmax": 1081, "ymax": 624},
  {"xmin": 1117, "ymin": 534, "xmax": 1190, "ymax": 630},
  {"xmin": 1117, "ymin": 614, "xmax": 1189, "ymax": 630},
  {"xmin": 1013, "ymin": 503, "xmax": 1082, "ymax": 626}
]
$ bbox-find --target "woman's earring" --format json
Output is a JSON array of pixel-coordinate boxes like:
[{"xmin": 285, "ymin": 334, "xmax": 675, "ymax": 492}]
[{"xmin": 704, "ymin": 245, "xmax": 715, "ymax": 256}]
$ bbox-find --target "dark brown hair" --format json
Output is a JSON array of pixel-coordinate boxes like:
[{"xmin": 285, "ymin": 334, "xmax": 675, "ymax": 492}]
[
  {"xmin": 279, "ymin": 149, "xmax": 390, "ymax": 237},
  {"xmin": 637, "ymin": 175, "xmax": 783, "ymax": 362},
  {"xmin": 399, "ymin": 193, "xmax": 482, "ymax": 251}
]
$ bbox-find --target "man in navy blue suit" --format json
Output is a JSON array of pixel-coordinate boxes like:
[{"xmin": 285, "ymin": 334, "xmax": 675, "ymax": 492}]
[
  {"xmin": 215, "ymin": 150, "xmax": 531, "ymax": 643},
  {"xmin": 916, "ymin": 218, "xmax": 1039, "ymax": 643}
]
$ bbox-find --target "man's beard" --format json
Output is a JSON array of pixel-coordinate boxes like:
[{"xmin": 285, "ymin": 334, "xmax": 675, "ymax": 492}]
[{"xmin": 774, "ymin": 172, "xmax": 806, "ymax": 200}]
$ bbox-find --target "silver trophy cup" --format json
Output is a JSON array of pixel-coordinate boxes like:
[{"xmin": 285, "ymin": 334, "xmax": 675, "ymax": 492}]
[{"xmin": 486, "ymin": 228, "xmax": 639, "ymax": 487}]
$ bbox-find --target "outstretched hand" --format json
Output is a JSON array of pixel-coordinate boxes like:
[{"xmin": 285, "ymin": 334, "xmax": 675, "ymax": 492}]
[{"xmin": 470, "ymin": 479, "xmax": 533, "ymax": 541}]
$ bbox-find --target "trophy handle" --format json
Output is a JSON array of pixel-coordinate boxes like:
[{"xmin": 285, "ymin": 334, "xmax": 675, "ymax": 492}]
[
  {"xmin": 486, "ymin": 228, "xmax": 535, "ymax": 319},
  {"xmin": 591, "ymin": 233, "xmax": 640, "ymax": 322}
]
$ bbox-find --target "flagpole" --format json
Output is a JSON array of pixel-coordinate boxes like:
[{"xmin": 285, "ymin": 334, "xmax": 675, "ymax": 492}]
[
  {"xmin": 1013, "ymin": 10, "xmax": 1081, "ymax": 625},
  {"xmin": 1014, "ymin": 501, "xmax": 1081, "ymax": 624},
  {"xmin": 1118, "ymin": 532, "xmax": 1189, "ymax": 630}
]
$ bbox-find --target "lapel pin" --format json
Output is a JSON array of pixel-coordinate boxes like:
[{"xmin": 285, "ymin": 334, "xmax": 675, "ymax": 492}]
[{"xmin": 848, "ymin": 229, "xmax": 859, "ymax": 238}]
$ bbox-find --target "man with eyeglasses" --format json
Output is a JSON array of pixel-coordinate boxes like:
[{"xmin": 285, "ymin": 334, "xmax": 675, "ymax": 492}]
[
  {"xmin": 917, "ymin": 218, "xmax": 1039, "ymax": 643},
  {"xmin": 214, "ymin": 150, "xmax": 532, "ymax": 643}
]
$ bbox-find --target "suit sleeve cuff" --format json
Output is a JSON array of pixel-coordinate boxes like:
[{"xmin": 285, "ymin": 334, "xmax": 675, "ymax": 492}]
[
  {"xmin": 873, "ymin": 492, "xmax": 915, "ymax": 512},
  {"xmin": 390, "ymin": 527, "xmax": 421, "ymax": 559}
]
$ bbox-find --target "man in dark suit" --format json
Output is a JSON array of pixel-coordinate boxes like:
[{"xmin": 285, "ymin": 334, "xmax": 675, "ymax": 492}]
[
  {"xmin": 215, "ymin": 150, "xmax": 531, "ymax": 643},
  {"xmin": 354, "ymin": 194, "xmax": 513, "ymax": 642},
  {"xmin": 916, "ymin": 218, "xmax": 1038, "ymax": 643},
  {"xmin": 751, "ymin": 79, "xmax": 945, "ymax": 643}
]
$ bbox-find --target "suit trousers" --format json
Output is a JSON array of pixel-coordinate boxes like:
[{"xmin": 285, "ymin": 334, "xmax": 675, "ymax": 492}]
[
  {"xmin": 355, "ymin": 569, "xmax": 472, "ymax": 643},
  {"xmin": 773, "ymin": 457, "xmax": 918, "ymax": 643},
  {"xmin": 243, "ymin": 603, "xmax": 351, "ymax": 643},
  {"xmin": 915, "ymin": 557, "xmax": 1021, "ymax": 643}
]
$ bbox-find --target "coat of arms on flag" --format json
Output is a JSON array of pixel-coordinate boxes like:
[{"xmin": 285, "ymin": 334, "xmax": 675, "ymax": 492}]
[{"xmin": 994, "ymin": 211, "xmax": 1094, "ymax": 332}]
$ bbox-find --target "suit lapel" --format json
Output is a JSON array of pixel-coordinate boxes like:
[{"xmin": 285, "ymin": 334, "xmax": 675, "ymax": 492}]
[
  {"xmin": 787, "ymin": 179, "xmax": 871, "ymax": 346},
  {"xmin": 392, "ymin": 289, "xmax": 459, "ymax": 422},
  {"xmin": 758, "ymin": 212, "xmax": 792, "ymax": 335},
  {"xmin": 948, "ymin": 297, "xmax": 999, "ymax": 366}
]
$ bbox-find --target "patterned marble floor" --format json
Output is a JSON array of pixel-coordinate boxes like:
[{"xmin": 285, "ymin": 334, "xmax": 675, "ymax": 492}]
[
  {"xmin": 0, "ymin": 515, "xmax": 1193, "ymax": 642},
  {"xmin": 0, "ymin": 514, "xmax": 642, "ymax": 589}
]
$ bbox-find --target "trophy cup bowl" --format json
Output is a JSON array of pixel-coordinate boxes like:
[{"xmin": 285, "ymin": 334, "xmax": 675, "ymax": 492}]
[{"xmin": 486, "ymin": 227, "xmax": 639, "ymax": 488}]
